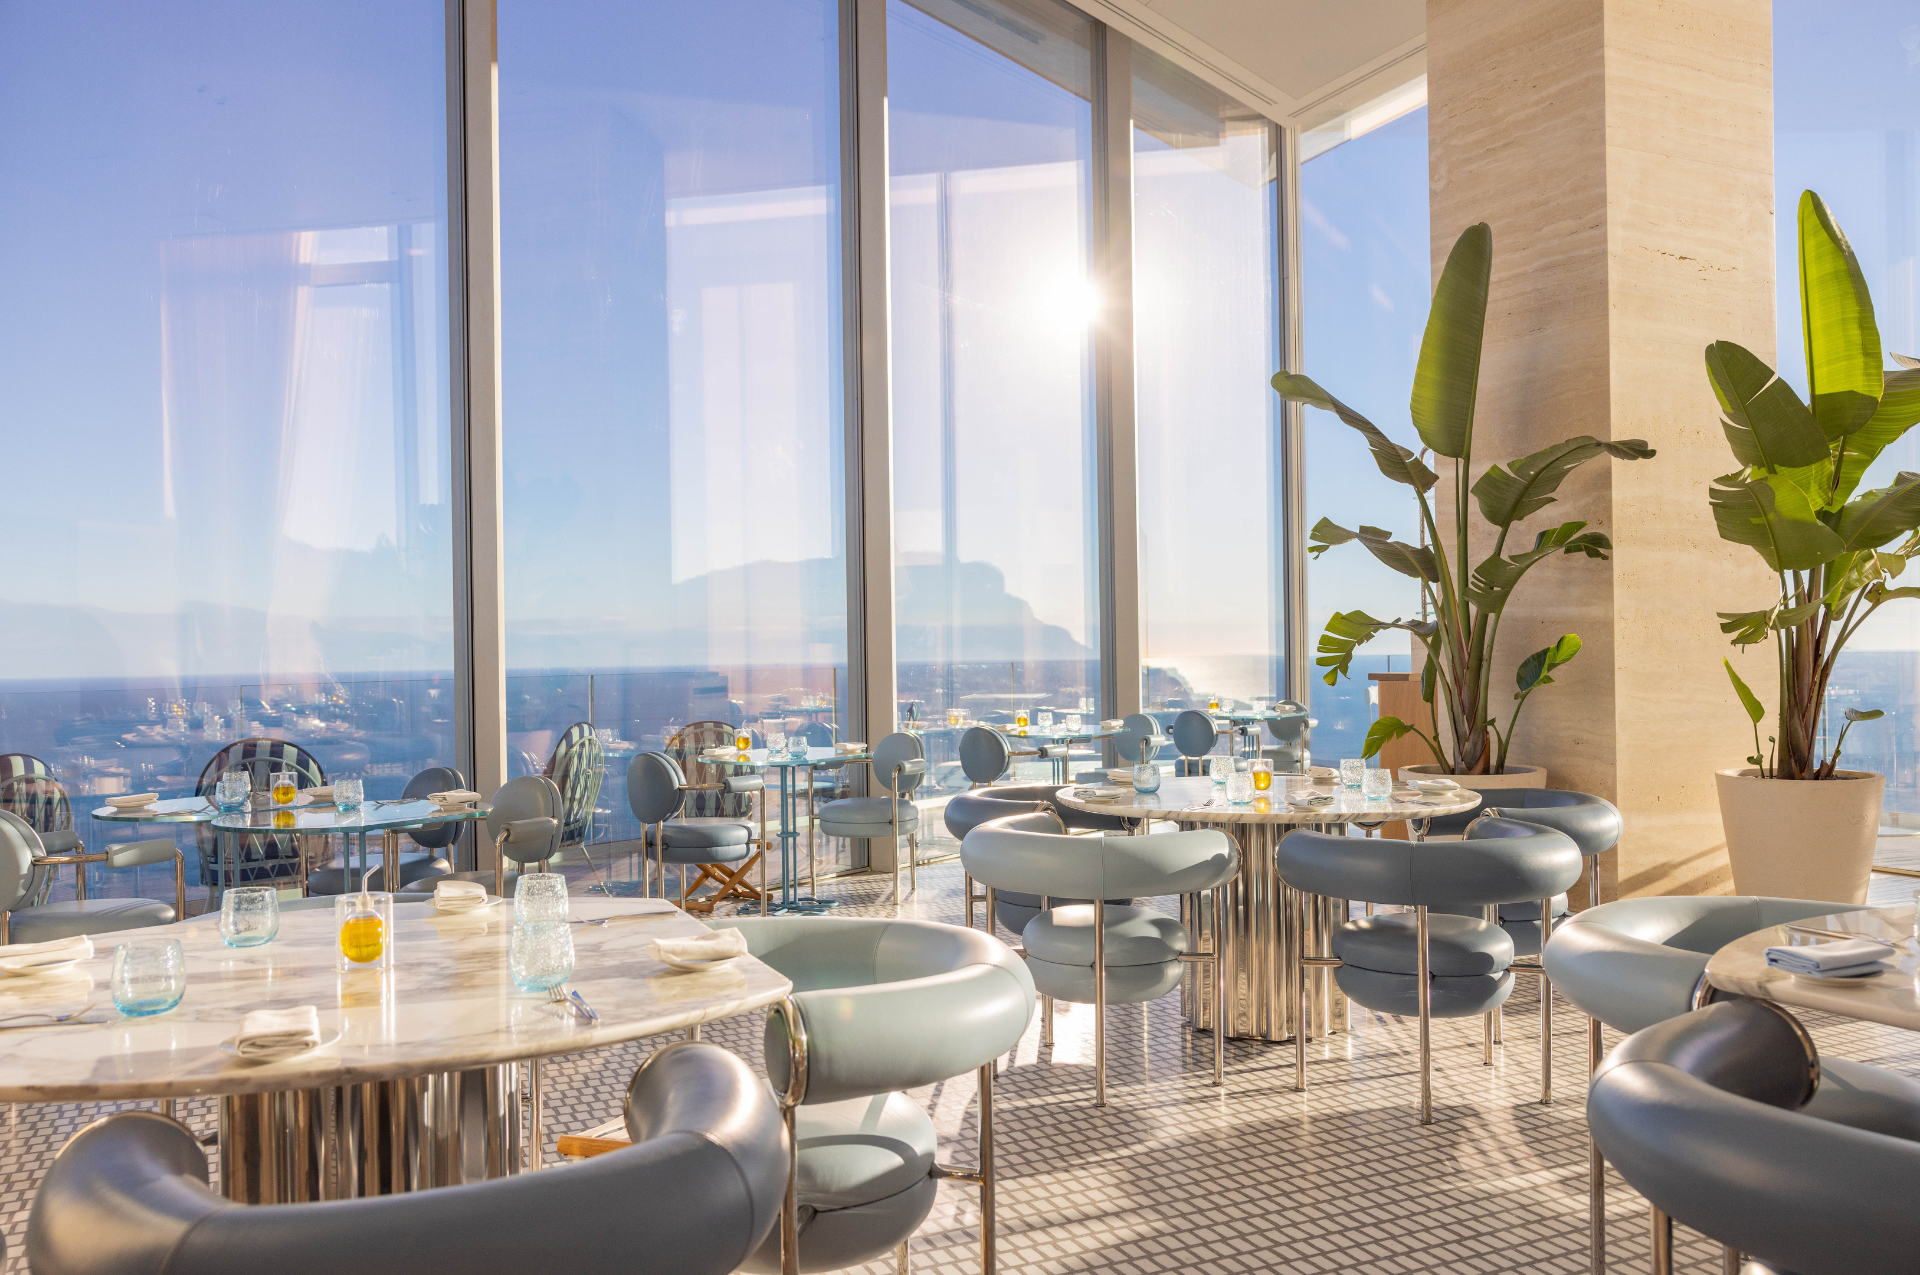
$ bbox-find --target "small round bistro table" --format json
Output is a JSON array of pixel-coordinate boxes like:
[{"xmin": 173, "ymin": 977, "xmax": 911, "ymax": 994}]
[
  {"xmin": 1053, "ymin": 775, "xmax": 1481, "ymax": 1045},
  {"xmin": 700, "ymin": 746, "xmax": 871, "ymax": 913},
  {"xmin": 0, "ymin": 896, "xmax": 791, "ymax": 1203},
  {"xmin": 210, "ymin": 797, "xmax": 492, "ymax": 895},
  {"xmin": 1704, "ymin": 903, "xmax": 1920, "ymax": 1031}
]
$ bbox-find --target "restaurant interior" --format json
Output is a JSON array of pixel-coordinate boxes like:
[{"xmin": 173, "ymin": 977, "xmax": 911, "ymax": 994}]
[{"xmin": 3, "ymin": 0, "xmax": 1920, "ymax": 1272}]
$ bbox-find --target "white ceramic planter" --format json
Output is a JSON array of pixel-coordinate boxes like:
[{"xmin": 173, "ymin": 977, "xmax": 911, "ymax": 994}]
[
  {"xmin": 1401, "ymin": 762, "xmax": 1548, "ymax": 793},
  {"xmin": 1716, "ymin": 767, "xmax": 1884, "ymax": 906}
]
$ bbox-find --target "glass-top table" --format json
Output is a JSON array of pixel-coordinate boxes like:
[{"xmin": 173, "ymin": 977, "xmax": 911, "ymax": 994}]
[
  {"xmin": 695, "ymin": 746, "xmax": 871, "ymax": 913},
  {"xmin": 1201, "ymin": 708, "xmax": 1308, "ymax": 758}
]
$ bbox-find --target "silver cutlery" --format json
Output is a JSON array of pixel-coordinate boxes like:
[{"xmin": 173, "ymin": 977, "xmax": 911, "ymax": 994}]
[
  {"xmin": 547, "ymin": 985, "xmax": 596, "ymax": 1023},
  {"xmin": 567, "ymin": 989, "xmax": 600, "ymax": 1024},
  {"xmin": 0, "ymin": 1002, "xmax": 100, "ymax": 1029}
]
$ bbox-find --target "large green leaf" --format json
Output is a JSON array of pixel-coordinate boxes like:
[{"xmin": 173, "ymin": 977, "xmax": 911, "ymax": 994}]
[
  {"xmin": 1704, "ymin": 341, "xmax": 1829, "ymax": 471},
  {"xmin": 1798, "ymin": 191, "xmax": 1883, "ymax": 441},
  {"xmin": 1315, "ymin": 610, "xmax": 1394, "ymax": 684},
  {"xmin": 1408, "ymin": 222, "xmax": 1491, "ymax": 461},
  {"xmin": 1472, "ymin": 436, "xmax": 1656, "ymax": 530},
  {"xmin": 1515, "ymin": 633, "xmax": 1581, "ymax": 694},
  {"xmin": 1272, "ymin": 371, "xmax": 1438, "ymax": 491},
  {"xmin": 1724, "ymin": 658, "xmax": 1765, "ymax": 724},
  {"xmin": 1717, "ymin": 609, "xmax": 1774, "ymax": 644},
  {"xmin": 1708, "ymin": 468, "xmax": 1846, "ymax": 570},
  {"xmin": 1464, "ymin": 522, "xmax": 1612, "ymax": 611},
  {"xmin": 1833, "ymin": 367, "xmax": 1920, "ymax": 505},
  {"xmin": 1306, "ymin": 518, "xmax": 1358, "ymax": 559},
  {"xmin": 1353, "ymin": 526, "xmax": 1440, "ymax": 581},
  {"xmin": 1835, "ymin": 471, "xmax": 1920, "ymax": 551}
]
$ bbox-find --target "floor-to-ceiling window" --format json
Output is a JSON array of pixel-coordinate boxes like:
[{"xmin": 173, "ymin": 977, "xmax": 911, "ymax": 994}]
[
  {"xmin": 1775, "ymin": 2, "xmax": 1920, "ymax": 814},
  {"xmin": 887, "ymin": 0, "xmax": 1102, "ymax": 781},
  {"xmin": 1298, "ymin": 105, "xmax": 1429, "ymax": 766},
  {"xmin": 498, "ymin": 0, "xmax": 849, "ymax": 845},
  {"xmin": 0, "ymin": 2, "xmax": 456, "ymax": 888},
  {"xmin": 1133, "ymin": 49, "xmax": 1282, "ymax": 722}
]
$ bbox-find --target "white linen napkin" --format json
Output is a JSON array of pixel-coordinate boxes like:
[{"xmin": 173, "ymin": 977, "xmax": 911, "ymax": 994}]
[
  {"xmin": 1100, "ymin": 719, "xmax": 1125, "ymax": 731},
  {"xmin": 234, "ymin": 1006, "xmax": 322, "ymax": 1059},
  {"xmin": 1764, "ymin": 937, "xmax": 1895, "ymax": 976},
  {"xmin": 0, "ymin": 935, "xmax": 93, "ymax": 975},
  {"xmin": 648, "ymin": 929, "xmax": 750, "ymax": 965},
  {"xmin": 433, "ymin": 880, "xmax": 489, "ymax": 910},
  {"xmin": 427, "ymin": 789, "xmax": 483, "ymax": 806}
]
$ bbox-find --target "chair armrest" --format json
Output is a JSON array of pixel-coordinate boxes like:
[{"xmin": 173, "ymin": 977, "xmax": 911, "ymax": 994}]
[
  {"xmin": 722, "ymin": 776, "xmax": 765, "ymax": 795},
  {"xmin": 33, "ymin": 853, "xmax": 110, "ymax": 866},
  {"xmin": 106, "ymin": 840, "xmax": 181, "ymax": 870}
]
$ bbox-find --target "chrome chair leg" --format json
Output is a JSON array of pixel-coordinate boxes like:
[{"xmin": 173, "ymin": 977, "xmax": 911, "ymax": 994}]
[
  {"xmin": 1213, "ymin": 884, "xmax": 1227, "ymax": 1087},
  {"xmin": 1540, "ymin": 897, "xmax": 1554, "ymax": 1105},
  {"xmin": 1589, "ymin": 1014, "xmax": 1606, "ymax": 1275},
  {"xmin": 978, "ymin": 1058, "xmax": 996, "ymax": 1275},
  {"xmin": 897, "ymin": 1240, "xmax": 911, "ymax": 1274},
  {"xmin": 781, "ymin": 1102, "xmax": 799, "ymax": 1275},
  {"xmin": 1094, "ymin": 899, "xmax": 1107, "ymax": 1107},
  {"xmin": 1041, "ymin": 993, "xmax": 1054, "ymax": 1047},
  {"xmin": 1417, "ymin": 904, "xmax": 1432, "ymax": 1125},
  {"xmin": 528, "ymin": 1058, "xmax": 544, "ymax": 1171},
  {"xmin": 1295, "ymin": 888, "xmax": 1310, "ymax": 1094},
  {"xmin": 1651, "ymin": 1204, "xmax": 1674, "ymax": 1275},
  {"xmin": 1483, "ymin": 905, "xmax": 1498, "ymax": 1066},
  {"xmin": 1722, "ymin": 1246, "xmax": 1741, "ymax": 1275}
]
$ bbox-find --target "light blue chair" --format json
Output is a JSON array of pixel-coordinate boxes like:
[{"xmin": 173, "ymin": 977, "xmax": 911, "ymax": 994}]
[
  {"xmin": 306, "ymin": 765, "xmax": 464, "ymax": 896},
  {"xmin": 0, "ymin": 810, "xmax": 184, "ymax": 945},
  {"xmin": 1073, "ymin": 713, "xmax": 1168, "ymax": 783},
  {"xmin": 431, "ymin": 775, "xmax": 563, "ymax": 898},
  {"xmin": 1169, "ymin": 710, "xmax": 1219, "ymax": 776},
  {"xmin": 943, "ymin": 786, "xmax": 1131, "ymax": 936},
  {"xmin": 817, "ymin": 732, "xmax": 925, "ymax": 904},
  {"xmin": 708, "ymin": 915, "xmax": 1034, "ymax": 1274}
]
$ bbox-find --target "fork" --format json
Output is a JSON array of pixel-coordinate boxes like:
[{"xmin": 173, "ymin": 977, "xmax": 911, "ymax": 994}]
[
  {"xmin": 0, "ymin": 1002, "xmax": 98, "ymax": 1028},
  {"xmin": 547, "ymin": 986, "xmax": 596, "ymax": 1024}
]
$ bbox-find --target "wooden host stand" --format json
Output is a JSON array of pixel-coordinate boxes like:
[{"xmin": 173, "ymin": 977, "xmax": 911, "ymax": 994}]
[{"xmin": 1369, "ymin": 672, "xmax": 1438, "ymax": 841}]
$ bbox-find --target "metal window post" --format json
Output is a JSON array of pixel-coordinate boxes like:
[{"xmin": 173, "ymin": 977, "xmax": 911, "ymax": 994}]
[{"xmin": 1094, "ymin": 26, "xmax": 1140, "ymax": 722}]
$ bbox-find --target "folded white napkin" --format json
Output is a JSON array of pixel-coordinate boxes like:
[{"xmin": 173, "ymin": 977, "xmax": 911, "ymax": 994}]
[
  {"xmin": 304, "ymin": 785, "xmax": 334, "ymax": 800},
  {"xmin": 105, "ymin": 793, "xmax": 157, "ymax": 809},
  {"xmin": 427, "ymin": 789, "xmax": 482, "ymax": 806},
  {"xmin": 1100, "ymin": 719, "xmax": 1125, "ymax": 731},
  {"xmin": 1288, "ymin": 791, "xmax": 1336, "ymax": 806},
  {"xmin": 234, "ymin": 1006, "xmax": 323, "ymax": 1059},
  {"xmin": 0, "ymin": 935, "xmax": 92, "ymax": 975},
  {"xmin": 649, "ymin": 929, "xmax": 750, "ymax": 965},
  {"xmin": 837, "ymin": 742, "xmax": 866, "ymax": 753},
  {"xmin": 1764, "ymin": 937, "xmax": 1895, "ymax": 977},
  {"xmin": 434, "ymin": 880, "xmax": 489, "ymax": 910}
]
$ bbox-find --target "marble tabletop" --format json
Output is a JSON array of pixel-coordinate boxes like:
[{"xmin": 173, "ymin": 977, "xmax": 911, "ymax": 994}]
[
  {"xmin": 1704, "ymin": 904, "xmax": 1920, "ymax": 1032},
  {"xmin": 1051, "ymin": 774, "xmax": 1482, "ymax": 824},
  {"xmin": 0, "ymin": 897, "xmax": 792, "ymax": 1102}
]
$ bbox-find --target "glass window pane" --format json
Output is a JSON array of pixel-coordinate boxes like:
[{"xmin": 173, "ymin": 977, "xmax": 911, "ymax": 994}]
[
  {"xmin": 1133, "ymin": 48, "xmax": 1282, "ymax": 723},
  {"xmin": 888, "ymin": 0, "xmax": 1101, "ymax": 773},
  {"xmin": 499, "ymin": 0, "xmax": 848, "ymax": 850},
  {"xmin": 1775, "ymin": 1, "xmax": 1920, "ymax": 812},
  {"xmin": 1299, "ymin": 107, "xmax": 1429, "ymax": 767},
  {"xmin": 0, "ymin": 3, "xmax": 455, "ymax": 895}
]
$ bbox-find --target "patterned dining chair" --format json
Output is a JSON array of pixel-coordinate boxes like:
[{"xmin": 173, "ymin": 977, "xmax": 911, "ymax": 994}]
[
  {"xmin": 545, "ymin": 722, "xmax": 611, "ymax": 894},
  {"xmin": 193, "ymin": 739, "xmax": 328, "ymax": 893},
  {"xmin": 662, "ymin": 723, "xmax": 768, "ymax": 908},
  {"xmin": 0, "ymin": 771, "xmax": 78, "ymax": 909}
]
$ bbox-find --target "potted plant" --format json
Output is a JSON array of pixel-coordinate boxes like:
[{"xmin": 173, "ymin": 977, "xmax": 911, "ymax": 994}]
[
  {"xmin": 1707, "ymin": 190, "xmax": 1920, "ymax": 904},
  {"xmin": 1270, "ymin": 223, "xmax": 1654, "ymax": 794}
]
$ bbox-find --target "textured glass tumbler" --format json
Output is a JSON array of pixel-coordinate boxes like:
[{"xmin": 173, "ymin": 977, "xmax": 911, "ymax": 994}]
[
  {"xmin": 220, "ymin": 886, "xmax": 279, "ymax": 948},
  {"xmin": 1361, "ymin": 767, "xmax": 1393, "ymax": 801},
  {"xmin": 111, "ymin": 939, "xmax": 187, "ymax": 1017},
  {"xmin": 333, "ymin": 776, "xmax": 364, "ymax": 811},
  {"xmin": 1209, "ymin": 755, "xmax": 1233, "ymax": 785},
  {"xmin": 1131, "ymin": 762, "xmax": 1161, "ymax": 794},
  {"xmin": 1227, "ymin": 773, "xmax": 1255, "ymax": 804},
  {"xmin": 514, "ymin": 872, "xmax": 569, "ymax": 924},
  {"xmin": 215, "ymin": 768, "xmax": 250, "ymax": 811},
  {"xmin": 1340, "ymin": 758, "xmax": 1365, "ymax": 789},
  {"xmin": 510, "ymin": 921, "xmax": 575, "ymax": 992}
]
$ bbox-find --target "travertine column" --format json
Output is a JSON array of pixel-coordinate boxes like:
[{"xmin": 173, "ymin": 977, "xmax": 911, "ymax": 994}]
[{"xmin": 1428, "ymin": 0, "xmax": 1778, "ymax": 900}]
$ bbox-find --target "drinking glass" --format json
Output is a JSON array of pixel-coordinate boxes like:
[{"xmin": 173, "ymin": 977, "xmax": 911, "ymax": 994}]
[
  {"xmin": 335, "ymin": 892, "xmax": 395, "ymax": 971},
  {"xmin": 1131, "ymin": 762, "xmax": 1161, "ymax": 794},
  {"xmin": 215, "ymin": 767, "xmax": 250, "ymax": 811},
  {"xmin": 1037, "ymin": 710, "xmax": 1054, "ymax": 731},
  {"xmin": 510, "ymin": 921, "xmax": 575, "ymax": 992},
  {"xmin": 219, "ymin": 886, "xmax": 279, "ymax": 948},
  {"xmin": 1208, "ymin": 755, "xmax": 1234, "ymax": 785},
  {"xmin": 1340, "ymin": 758, "xmax": 1365, "ymax": 789},
  {"xmin": 1014, "ymin": 710, "xmax": 1030, "ymax": 730},
  {"xmin": 271, "ymin": 769, "xmax": 297, "ymax": 806},
  {"xmin": 1250, "ymin": 759, "xmax": 1274, "ymax": 792},
  {"xmin": 1206, "ymin": 694, "xmax": 1222, "ymax": 713},
  {"xmin": 1065, "ymin": 713, "xmax": 1082, "ymax": 732},
  {"xmin": 595, "ymin": 727, "xmax": 615, "ymax": 746},
  {"xmin": 111, "ymin": 939, "xmax": 187, "ymax": 1016},
  {"xmin": 514, "ymin": 872, "xmax": 570, "ymax": 924},
  {"xmin": 765, "ymin": 729, "xmax": 788, "ymax": 757},
  {"xmin": 1226, "ymin": 772, "xmax": 1255, "ymax": 804},
  {"xmin": 1361, "ymin": 767, "xmax": 1393, "ymax": 801},
  {"xmin": 334, "ymin": 777, "xmax": 364, "ymax": 811}
]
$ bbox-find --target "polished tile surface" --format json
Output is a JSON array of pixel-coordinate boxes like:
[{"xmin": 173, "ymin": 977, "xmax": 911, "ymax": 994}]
[{"xmin": 5, "ymin": 833, "xmax": 1919, "ymax": 1273}]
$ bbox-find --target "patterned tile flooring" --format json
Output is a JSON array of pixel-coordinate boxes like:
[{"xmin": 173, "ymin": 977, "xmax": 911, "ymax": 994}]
[{"xmin": 5, "ymin": 837, "xmax": 1920, "ymax": 1274}]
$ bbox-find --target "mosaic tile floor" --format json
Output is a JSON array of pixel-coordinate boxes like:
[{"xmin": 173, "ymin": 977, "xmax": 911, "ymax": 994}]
[{"xmin": 6, "ymin": 833, "xmax": 1919, "ymax": 1274}]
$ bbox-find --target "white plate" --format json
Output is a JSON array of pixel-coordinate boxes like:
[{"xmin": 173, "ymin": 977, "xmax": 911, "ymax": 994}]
[
  {"xmin": 103, "ymin": 795, "xmax": 158, "ymax": 810},
  {"xmin": 657, "ymin": 954, "xmax": 742, "ymax": 974},
  {"xmin": 0, "ymin": 958, "xmax": 84, "ymax": 979},
  {"xmin": 219, "ymin": 1029, "xmax": 342, "ymax": 1061},
  {"xmin": 1787, "ymin": 968, "xmax": 1887, "ymax": 986}
]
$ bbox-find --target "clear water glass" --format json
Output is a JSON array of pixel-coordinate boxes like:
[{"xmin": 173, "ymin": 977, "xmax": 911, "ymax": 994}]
[
  {"xmin": 1340, "ymin": 758, "xmax": 1365, "ymax": 789},
  {"xmin": 220, "ymin": 886, "xmax": 279, "ymax": 948},
  {"xmin": 215, "ymin": 767, "xmax": 251, "ymax": 811},
  {"xmin": 765, "ymin": 729, "xmax": 787, "ymax": 756},
  {"xmin": 1226, "ymin": 772, "xmax": 1255, "ymax": 804},
  {"xmin": 334, "ymin": 776, "xmax": 364, "ymax": 811},
  {"xmin": 1038, "ymin": 710, "xmax": 1054, "ymax": 731},
  {"xmin": 1361, "ymin": 767, "xmax": 1393, "ymax": 801},
  {"xmin": 1209, "ymin": 754, "xmax": 1234, "ymax": 785},
  {"xmin": 514, "ymin": 872, "xmax": 569, "ymax": 924},
  {"xmin": 1131, "ymin": 762, "xmax": 1161, "ymax": 794},
  {"xmin": 111, "ymin": 939, "xmax": 187, "ymax": 1016},
  {"xmin": 1065, "ymin": 713, "xmax": 1082, "ymax": 732},
  {"xmin": 510, "ymin": 921, "xmax": 575, "ymax": 992}
]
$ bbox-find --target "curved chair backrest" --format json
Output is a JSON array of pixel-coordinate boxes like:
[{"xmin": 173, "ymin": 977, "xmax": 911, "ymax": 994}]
[
  {"xmin": 958, "ymin": 726, "xmax": 1012, "ymax": 785},
  {"xmin": 1266, "ymin": 701, "xmax": 1309, "ymax": 745},
  {"xmin": 962, "ymin": 823, "xmax": 1238, "ymax": 901},
  {"xmin": 0, "ymin": 772, "xmax": 70, "ymax": 839},
  {"xmin": 0, "ymin": 809, "xmax": 42, "ymax": 914},
  {"xmin": 487, "ymin": 775, "xmax": 564, "ymax": 866},
  {"xmin": 1589, "ymin": 999, "xmax": 1920, "ymax": 1275},
  {"xmin": 193, "ymin": 738, "xmax": 328, "ymax": 883},
  {"xmin": 797, "ymin": 720, "xmax": 835, "ymax": 747},
  {"xmin": 626, "ymin": 752, "xmax": 689, "ymax": 825},
  {"xmin": 943, "ymin": 785, "xmax": 1051, "ymax": 842},
  {"xmin": 1112, "ymin": 713, "xmax": 1164, "ymax": 764},
  {"xmin": 666, "ymin": 722, "xmax": 754, "ymax": 820},
  {"xmin": 710, "ymin": 915, "xmax": 1035, "ymax": 1106},
  {"xmin": 402, "ymin": 766, "xmax": 467, "ymax": 849},
  {"xmin": 1275, "ymin": 816, "xmax": 1582, "ymax": 907},
  {"xmin": 871, "ymin": 731, "xmax": 925, "ymax": 795},
  {"xmin": 544, "ymin": 722, "xmax": 606, "ymax": 850},
  {"xmin": 27, "ymin": 1042, "xmax": 787, "ymax": 1275},
  {"xmin": 1169, "ymin": 711, "xmax": 1218, "ymax": 759},
  {"xmin": 1482, "ymin": 788, "xmax": 1623, "ymax": 857},
  {"xmin": 0, "ymin": 753, "xmax": 52, "ymax": 784}
]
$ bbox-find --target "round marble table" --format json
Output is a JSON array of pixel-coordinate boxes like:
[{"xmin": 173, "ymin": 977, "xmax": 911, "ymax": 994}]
[
  {"xmin": 1704, "ymin": 903, "xmax": 1920, "ymax": 1030},
  {"xmin": 0, "ymin": 896, "xmax": 790, "ymax": 1202},
  {"xmin": 1054, "ymin": 776, "xmax": 1482, "ymax": 1045}
]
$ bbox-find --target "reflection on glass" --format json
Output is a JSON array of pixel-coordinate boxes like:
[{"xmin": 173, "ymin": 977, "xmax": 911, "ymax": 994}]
[
  {"xmin": 888, "ymin": 0, "xmax": 1100, "ymax": 776},
  {"xmin": 0, "ymin": 3, "xmax": 458, "ymax": 903},
  {"xmin": 498, "ymin": 0, "xmax": 850, "ymax": 850},
  {"xmin": 1134, "ymin": 47, "xmax": 1282, "ymax": 715}
]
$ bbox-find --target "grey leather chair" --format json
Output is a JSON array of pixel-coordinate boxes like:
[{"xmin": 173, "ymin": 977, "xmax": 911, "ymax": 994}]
[
  {"xmin": 1439, "ymin": 789, "xmax": 1624, "ymax": 954},
  {"xmin": 962, "ymin": 818, "xmax": 1236, "ymax": 1105},
  {"xmin": 0, "ymin": 809, "xmax": 183, "ymax": 945},
  {"xmin": 1543, "ymin": 892, "xmax": 1893, "ymax": 1272},
  {"xmin": 306, "ymin": 765, "xmax": 463, "ymax": 895},
  {"xmin": 817, "ymin": 732, "xmax": 926, "ymax": 904},
  {"xmin": 626, "ymin": 751, "xmax": 762, "ymax": 911},
  {"xmin": 1169, "ymin": 710, "xmax": 1219, "ymax": 776},
  {"xmin": 1276, "ymin": 816, "xmax": 1582, "ymax": 1123},
  {"xmin": 26, "ymin": 1041, "xmax": 787, "ymax": 1275},
  {"xmin": 1590, "ymin": 998, "xmax": 1920, "ymax": 1275},
  {"xmin": 1260, "ymin": 700, "xmax": 1312, "ymax": 772},
  {"xmin": 705, "ymin": 915, "xmax": 1034, "ymax": 1274},
  {"xmin": 943, "ymin": 784, "xmax": 1130, "ymax": 936},
  {"xmin": 432, "ymin": 775, "xmax": 563, "ymax": 898}
]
